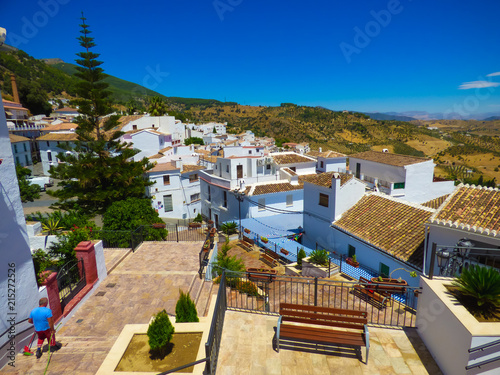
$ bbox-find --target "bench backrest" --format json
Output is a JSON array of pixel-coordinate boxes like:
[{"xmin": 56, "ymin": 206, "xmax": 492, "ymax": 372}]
[
  {"xmin": 280, "ymin": 303, "xmax": 367, "ymax": 330},
  {"xmin": 264, "ymin": 249, "xmax": 280, "ymax": 260},
  {"xmin": 359, "ymin": 276, "xmax": 370, "ymax": 284},
  {"xmin": 242, "ymin": 236, "xmax": 254, "ymax": 245}
]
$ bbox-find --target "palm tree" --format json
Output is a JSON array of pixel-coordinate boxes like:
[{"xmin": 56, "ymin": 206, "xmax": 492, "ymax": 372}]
[{"xmin": 148, "ymin": 96, "xmax": 167, "ymax": 116}]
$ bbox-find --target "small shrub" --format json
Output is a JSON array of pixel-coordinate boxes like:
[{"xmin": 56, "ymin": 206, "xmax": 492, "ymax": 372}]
[
  {"xmin": 147, "ymin": 310, "xmax": 175, "ymax": 355},
  {"xmin": 309, "ymin": 249, "xmax": 329, "ymax": 267},
  {"xmin": 297, "ymin": 248, "xmax": 307, "ymax": 269},
  {"xmin": 193, "ymin": 213, "xmax": 203, "ymax": 223},
  {"xmin": 42, "ymin": 218, "xmax": 64, "ymax": 235},
  {"xmin": 452, "ymin": 265, "xmax": 500, "ymax": 317},
  {"xmin": 175, "ymin": 290, "xmax": 199, "ymax": 323}
]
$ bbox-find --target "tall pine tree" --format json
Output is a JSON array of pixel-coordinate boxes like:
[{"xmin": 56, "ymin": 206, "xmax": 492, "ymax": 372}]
[{"xmin": 48, "ymin": 14, "xmax": 153, "ymax": 215}]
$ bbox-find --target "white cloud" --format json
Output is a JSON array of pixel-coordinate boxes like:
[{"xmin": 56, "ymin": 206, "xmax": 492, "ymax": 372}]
[
  {"xmin": 486, "ymin": 72, "xmax": 500, "ymax": 77},
  {"xmin": 458, "ymin": 81, "xmax": 500, "ymax": 90}
]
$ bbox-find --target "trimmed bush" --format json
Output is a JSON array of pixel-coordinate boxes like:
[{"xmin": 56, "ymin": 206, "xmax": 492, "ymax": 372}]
[
  {"xmin": 147, "ymin": 310, "xmax": 175, "ymax": 354},
  {"xmin": 297, "ymin": 248, "xmax": 307, "ymax": 269},
  {"xmin": 175, "ymin": 290, "xmax": 199, "ymax": 323},
  {"xmin": 193, "ymin": 213, "xmax": 203, "ymax": 223}
]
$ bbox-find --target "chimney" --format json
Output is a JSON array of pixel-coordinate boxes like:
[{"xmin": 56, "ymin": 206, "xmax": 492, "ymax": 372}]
[
  {"xmin": 10, "ymin": 73, "xmax": 20, "ymax": 103},
  {"xmin": 319, "ymin": 147, "xmax": 322, "ymax": 153}
]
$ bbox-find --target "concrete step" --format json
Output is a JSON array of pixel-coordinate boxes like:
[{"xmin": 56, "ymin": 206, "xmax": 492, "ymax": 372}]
[
  {"xmin": 188, "ymin": 275, "xmax": 204, "ymax": 302},
  {"xmin": 196, "ymin": 281, "xmax": 217, "ymax": 317}
]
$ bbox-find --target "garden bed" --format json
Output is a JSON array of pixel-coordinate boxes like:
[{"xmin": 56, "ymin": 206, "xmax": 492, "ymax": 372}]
[
  {"xmin": 115, "ymin": 333, "xmax": 202, "ymax": 372},
  {"xmin": 445, "ymin": 285, "xmax": 500, "ymax": 323}
]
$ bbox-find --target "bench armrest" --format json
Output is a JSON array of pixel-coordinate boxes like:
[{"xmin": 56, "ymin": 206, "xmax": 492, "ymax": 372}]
[{"xmin": 276, "ymin": 315, "xmax": 283, "ymax": 352}]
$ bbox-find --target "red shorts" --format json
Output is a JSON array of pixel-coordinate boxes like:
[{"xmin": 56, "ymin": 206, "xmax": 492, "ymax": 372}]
[{"xmin": 37, "ymin": 329, "xmax": 56, "ymax": 346}]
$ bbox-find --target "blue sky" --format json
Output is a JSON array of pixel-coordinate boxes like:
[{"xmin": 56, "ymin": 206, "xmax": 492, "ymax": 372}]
[{"xmin": 1, "ymin": 0, "xmax": 500, "ymax": 115}]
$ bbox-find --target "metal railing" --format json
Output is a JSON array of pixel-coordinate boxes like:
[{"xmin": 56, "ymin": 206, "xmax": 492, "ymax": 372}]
[
  {"xmin": 224, "ymin": 271, "xmax": 420, "ymax": 328},
  {"xmin": 466, "ymin": 339, "xmax": 500, "ymax": 370},
  {"xmin": 57, "ymin": 258, "xmax": 86, "ymax": 312},
  {"xmin": 205, "ymin": 271, "xmax": 227, "ymax": 374}
]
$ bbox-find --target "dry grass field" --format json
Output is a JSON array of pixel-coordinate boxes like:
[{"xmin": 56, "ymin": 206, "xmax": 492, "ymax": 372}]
[
  {"xmin": 436, "ymin": 152, "xmax": 500, "ymax": 182},
  {"xmin": 405, "ymin": 135, "xmax": 451, "ymax": 156}
]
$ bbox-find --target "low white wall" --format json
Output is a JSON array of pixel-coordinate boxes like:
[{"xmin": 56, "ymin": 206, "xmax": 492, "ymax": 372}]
[
  {"xmin": 93, "ymin": 240, "xmax": 108, "ymax": 281},
  {"xmin": 417, "ymin": 277, "xmax": 500, "ymax": 375},
  {"xmin": 29, "ymin": 234, "xmax": 60, "ymax": 252}
]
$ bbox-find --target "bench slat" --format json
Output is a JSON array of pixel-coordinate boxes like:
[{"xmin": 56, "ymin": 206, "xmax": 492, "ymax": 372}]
[
  {"xmin": 280, "ymin": 303, "xmax": 367, "ymax": 318},
  {"xmin": 280, "ymin": 308, "xmax": 368, "ymax": 325},
  {"xmin": 282, "ymin": 316, "xmax": 365, "ymax": 330},
  {"xmin": 280, "ymin": 325, "xmax": 365, "ymax": 347}
]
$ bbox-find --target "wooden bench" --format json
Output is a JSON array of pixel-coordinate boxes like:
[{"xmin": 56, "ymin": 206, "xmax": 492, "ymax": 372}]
[
  {"xmin": 276, "ymin": 303, "xmax": 369, "ymax": 363},
  {"xmin": 353, "ymin": 277, "xmax": 390, "ymax": 308},
  {"xmin": 264, "ymin": 249, "xmax": 280, "ymax": 261},
  {"xmin": 246, "ymin": 268, "xmax": 277, "ymax": 282},
  {"xmin": 260, "ymin": 253, "xmax": 278, "ymax": 267},
  {"xmin": 242, "ymin": 236, "xmax": 254, "ymax": 246}
]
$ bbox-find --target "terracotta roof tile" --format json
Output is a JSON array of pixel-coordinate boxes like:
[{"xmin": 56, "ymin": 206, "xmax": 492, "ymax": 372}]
[
  {"xmin": 43, "ymin": 122, "xmax": 77, "ymax": 132},
  {"xmin": 333, "ymin": 193, "xmax": 434, "ymax": 268},
  {"xmin": 149, "ymin": 162, "xmax": 180, "ymax": 173},
  {"xmin": 149, "ymin": 153, "xmax": 164, "ymax": 159},
  {"xmin": 54, "ymin": 107, "xmax": 79, "ymax": 113},
  {"xmin": 422, "ymin": 194, "xmax": 450, "ymax": 209},
  {"xmin": 301, "ymin": 172, "xmax": 353, "ymax": 187},
  {"xmin": 349, "ymin": 151, "xmax": 430, "ymax": 167},
  {"xmin": 37, "ymin": 133, "xmax": 78, "ymax": 141},
  {"xmin": 282, "ymin": 167, "xmax": 297, "ymax": 176},
  {"xmin": 159, "ymin": 146, "xmax": 173, "ymax": 153},
  {"xmin": 182, "ymin": 164, "xmax": 206, "ymax": 173},
  {"xmin": 307, "ymin": 150, "xmax": 346, "ymax": 158},
  {"xmin": 248, "ymin": 182, "xmax": 303, "ymax": 196},
  {"xmin": 271, "ymin": 153, "xmax": 315, "ymax": 165},
  {"xmin": 429, "ymin": 184, "xmax": 500, "ymax": 235},
  {"xmin": 9, "ymin": 134, "xmax": 30, "ymax": 143}
]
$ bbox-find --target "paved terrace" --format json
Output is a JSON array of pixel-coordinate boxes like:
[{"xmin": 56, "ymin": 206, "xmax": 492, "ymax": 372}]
[
  {"xmin": 218, "ymin": 311, "xmax": 442, "ymax": 375},
  {"xmin": 5, "ymin": 242, "xmax": 213, "ymax": 375}
]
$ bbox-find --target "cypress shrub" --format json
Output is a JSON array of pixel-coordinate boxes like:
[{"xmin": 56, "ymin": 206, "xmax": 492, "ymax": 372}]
[
  {"xmin": 175, "ymin": 290, "xmax": 199, "ymax": 323},
  {"xmin": 297, "ymin": 248, "xmax": 307, "ymax": 269},
  {"xmin": 147, "ymin": 309, "xmax": 174, "ymax": 355}
]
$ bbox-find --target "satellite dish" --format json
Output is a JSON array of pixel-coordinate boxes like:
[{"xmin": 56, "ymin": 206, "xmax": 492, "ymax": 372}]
[{"xmin": 0, "ymin": 27, "xmax": 6, "ymax": 46}]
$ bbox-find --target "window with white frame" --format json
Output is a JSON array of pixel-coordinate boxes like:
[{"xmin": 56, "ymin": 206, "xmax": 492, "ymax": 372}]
[{"xmin": 190, "ymin": 193, "xmax": 200, "ymax": 202}]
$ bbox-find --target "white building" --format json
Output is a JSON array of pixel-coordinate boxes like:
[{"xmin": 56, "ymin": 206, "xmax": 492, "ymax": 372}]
[
  {"xmin": 121, "ymin": 129, "xmax": 172, "ymax": 161},
  {"xmin": 118, "ymin": 115, "xmax": 185, "ymax": 145},
  {"xmin": 348, "ymin": 150, "xmax": 455, "ymax": 203},
  {"xmin": 37, "ymin": 132, "xmax": 77, "ymax": 175},
  {"xmin": 9, "ymin": 134, "xmax": 32, "ymax": 167},
  {"xmin": 147, "ymin": 161, "xmax": 206, "ymax": 220},
  {"xmin": 306, "ymin": 149, "xmax": 347, "ymax": 173},
  {"xmin": 301, "ymin": 172, "xmax": 366, "ymax": 251},
  {"xmin": 424, "ymin": 184, "xmax": 500, "ymax": 276},
  {"xmin": 0, "ymin": 98, "xmax": 41, "ymax": 367}
]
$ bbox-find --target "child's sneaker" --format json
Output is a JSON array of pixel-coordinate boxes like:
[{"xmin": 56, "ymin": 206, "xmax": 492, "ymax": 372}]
[{"xmin": 36, "ymin": 348, "xmax": 42, "ymax": 359}]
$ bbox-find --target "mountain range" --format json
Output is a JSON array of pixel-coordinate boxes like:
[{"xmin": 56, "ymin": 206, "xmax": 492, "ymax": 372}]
[{"xmin": 367, "ymin": 111, "xmax": 500, "ymax": 121}]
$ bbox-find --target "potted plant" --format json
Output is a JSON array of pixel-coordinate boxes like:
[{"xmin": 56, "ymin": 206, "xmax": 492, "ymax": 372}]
[
  {"xmin": 152, "ymin": 222, "xmax": 166, "ymax": 229},
  {"xmin": 346, "ymin": 254, "xmax": 359, "ymax": 267},
  {"xmin": 371, "ymin": 268, "xmax": 417, "ymax": 285},
  {"xmin": 244, "ymin": 228, "xmax": 251, "ymax": 234},
  {"xmin": 202, "ymin": 240, "xmax": 210, "ymax": 251},
  {"xmin": 280, "ymin": 248, "xmax": 289, "ymax": 255},
  {"xmin": 261, "ymin": 236, "xmax": 268, "ymax": 244}
]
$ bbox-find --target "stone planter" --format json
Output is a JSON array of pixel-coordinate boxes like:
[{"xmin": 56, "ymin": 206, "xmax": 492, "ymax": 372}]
[
  {"xmin": 302, "ymin": 257, "xmax": 335, "ymax": 278},
  {"xmin": 417, "ymin": 278, "xmax": 500, "ymax": 375},
  {"xmin": 285, "ymin": 262, "xmax": 301, "ymax": 276}
]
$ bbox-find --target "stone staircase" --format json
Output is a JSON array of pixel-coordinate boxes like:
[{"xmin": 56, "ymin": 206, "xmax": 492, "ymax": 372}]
[{"xmin": 188, "ymin": 276, "xmax": 219, "ymax": 317}]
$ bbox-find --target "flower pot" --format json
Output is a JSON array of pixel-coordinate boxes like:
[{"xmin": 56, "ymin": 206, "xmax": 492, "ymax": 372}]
[
  {"xmin": 346, "ymin": 258, "xmax": 359, "ymax": 268},
  {"xmin": 370, "ymin": 277, "xmax": 408, "ymax": 286},
  {"xmin": 280, "ymin": 248, "xmax": 289, "ymax": 256},
  {"xmin": 261, "ymin": 238, "xmax": 268, "ymax": 244},
  {"xmin": 244, "ymin": 228, "xmax": 251, "ymax": 234},
  {"xmin": 152, "ymin": 223, "xmax": 166, "ymax": 229}
]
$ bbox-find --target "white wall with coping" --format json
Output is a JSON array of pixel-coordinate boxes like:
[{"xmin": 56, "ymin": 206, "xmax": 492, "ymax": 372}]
[
  {"xmin": 93, "ymin": 240, "xmax": 108, "ymax": 281},
  {"xmin": 417, "ymin": 277, "xmax": 500, "ymax": 375},
  {"xmin": 0, "ymin": 98, "xmax": 40, "ymax": 361}
]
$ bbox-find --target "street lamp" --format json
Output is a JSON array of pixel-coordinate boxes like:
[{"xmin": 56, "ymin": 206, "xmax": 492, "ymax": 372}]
[
  {"xmin": 436, "ymin": 238, "xmax": 475, "ymax": 276},
  {"xmin": 233, "ymin": 190, "xmax": 245, "ymax": 239}
]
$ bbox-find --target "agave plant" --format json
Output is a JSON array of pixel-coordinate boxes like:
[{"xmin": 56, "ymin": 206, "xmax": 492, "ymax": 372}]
[
  {"xmin": 42, "ymin": 218, "xmax": 64, "ymax": 235},
  {"xmin": 452, "ymin": 265, "xmax": 500, "ymax": 315},
  {"xmin": 309, "ymin": 249, "xmax": 329, "ymax": 267}
]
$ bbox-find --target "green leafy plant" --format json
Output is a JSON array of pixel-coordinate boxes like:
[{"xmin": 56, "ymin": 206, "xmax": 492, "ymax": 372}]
[
  {"xmin": 351, "ymin": 254, "xmax": 357, "ymax": 263},
  {"xmin": 452, "ymin": 265, "xmax": 500, "ymax": 318},
  {"xmin": 31, "ymin": 249, "xmax": 57, "ymax": 286},
  {"xmin": 42, "ymin": 218, "xmax": 64, "ymax": 235},
  {"xmin": 220, "ymin": 221, "xmax": 238, "ymax": 235},
  {"xmin": 389, "ymin": 268, "xmax": 418, "ymax": 282},
  {"xmin": 175, "ymin": 290, "xmax": 199, "ymax": 323},
  {"xmin": 297, "ymin": 248, "xmax": 307, "ymax": 269},
  {"xmin": 147, "ymin": 309, "xmax": 175, "ymax": 357},
  {"xmin": 260, "ymin": 236, "xmax": 268, "ymax": 243},
  {"xmin": 193, "ymin": 213, "xmax": 203, "ymax": 223},
  {"xmin": 309, "ymin": 249, "xmax": 329, "ymax": 267},
  {"xmin": 16, "ymin": 165, "xmax": 40, "ymax": 202},
  {"xmin": 220, "ymin": 238, "xmax": 231, "ymax": 257}
]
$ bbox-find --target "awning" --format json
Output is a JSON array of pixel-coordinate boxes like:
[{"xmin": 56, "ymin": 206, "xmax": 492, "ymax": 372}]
[{"xmin": 5, "ymin": 111, "xmax": 13, "ymax": 116}]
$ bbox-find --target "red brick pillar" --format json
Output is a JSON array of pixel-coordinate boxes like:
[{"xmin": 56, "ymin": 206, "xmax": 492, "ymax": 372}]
[
  {"xmin": 41, "ymin": 271, "xmax": 63, "ymax": 322},
  {"xmin": 75, "ymin": 241, "xmax": 98, "ymax": 285}
]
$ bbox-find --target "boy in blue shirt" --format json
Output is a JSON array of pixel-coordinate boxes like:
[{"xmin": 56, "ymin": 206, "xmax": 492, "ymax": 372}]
[{"xmin": 28, "ymin": 298, "xmax": 61, "ymax": 359}]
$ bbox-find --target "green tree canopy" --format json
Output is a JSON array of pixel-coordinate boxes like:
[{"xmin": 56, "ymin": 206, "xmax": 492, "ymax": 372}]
[
  {"xmin": 102, "ymin": 197, "xmax": 167, "ymax": 241},
  {"xmin": 184, "ymin": 137, "xmax": 204, "ymax": 146},
  {"xmin": 16, "ymin": 165, "xmax": 40, "ymax": 202},
  {"xmin": 47, "ymin": 14, "xmax": 153, "ymax": 215},
  {"xmin": 148, "ymin": 96, "xmax": 168, "ymax": 116}
]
